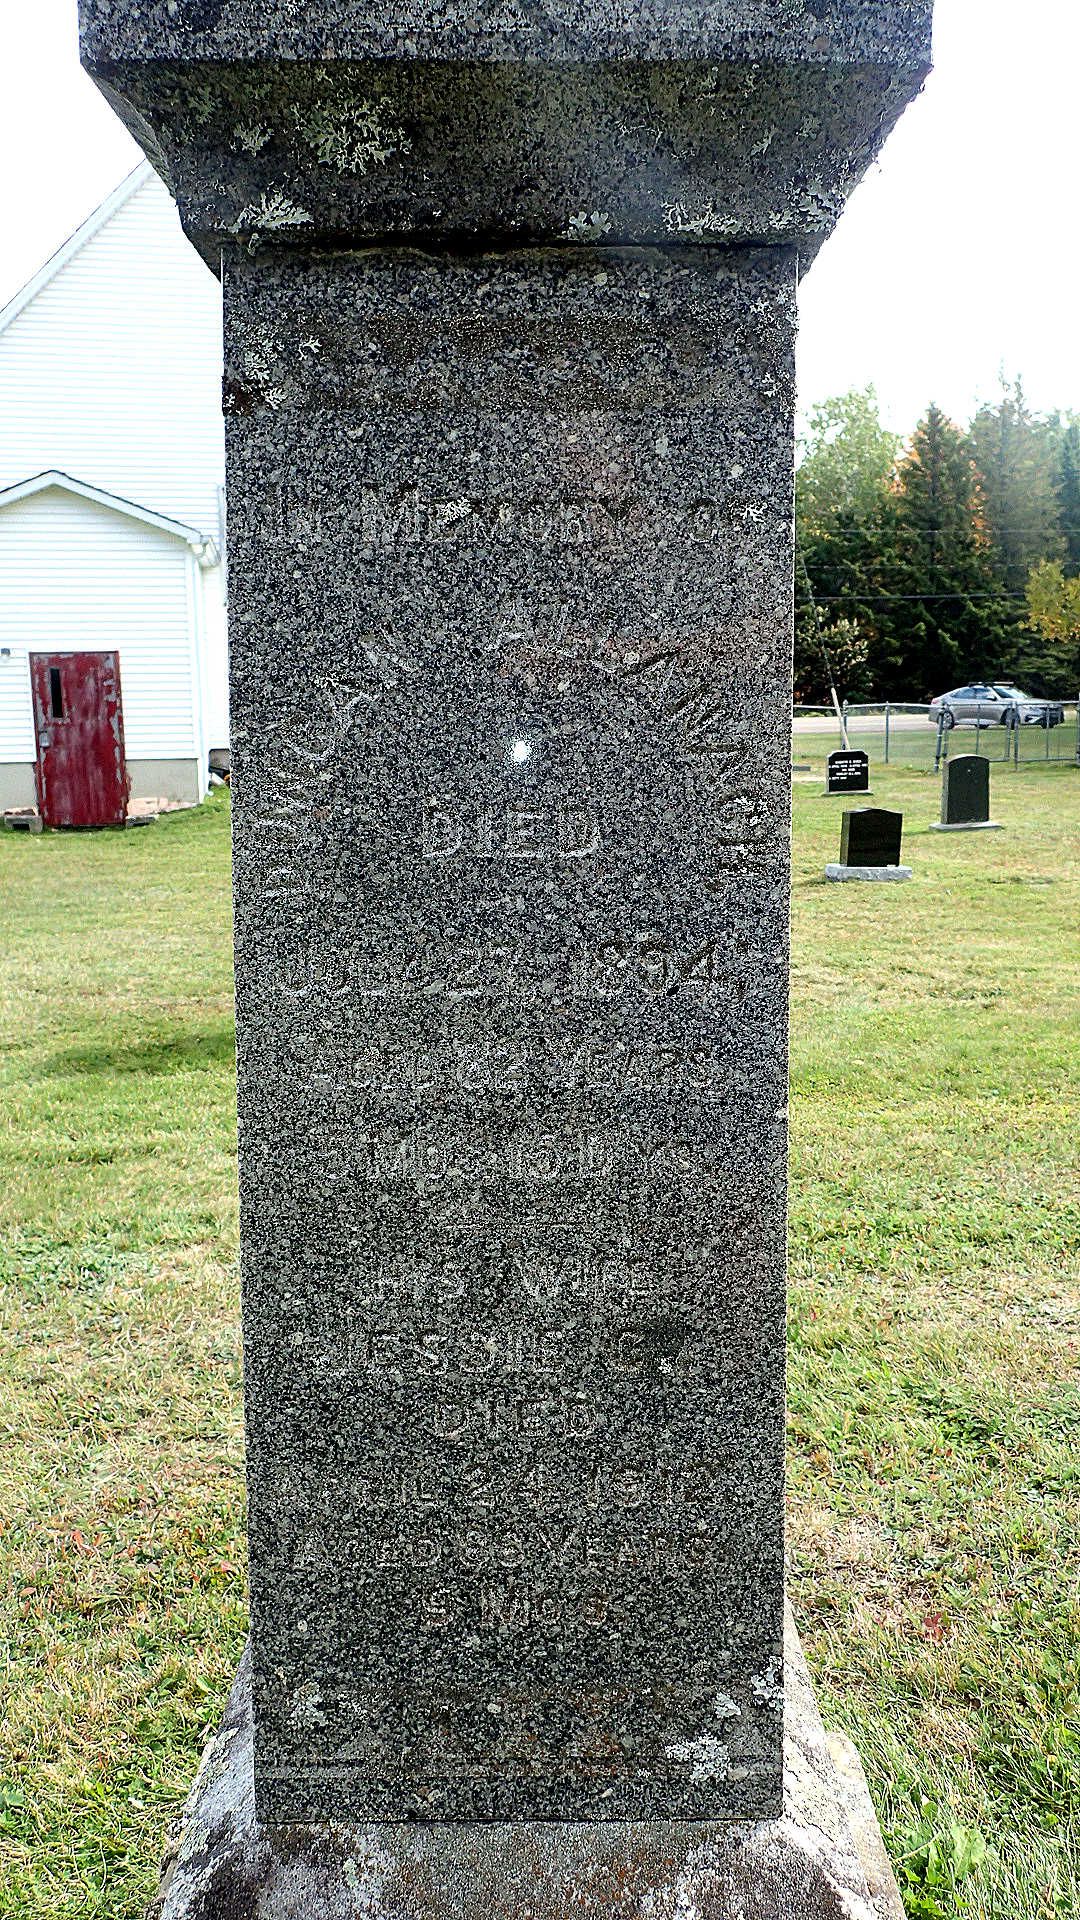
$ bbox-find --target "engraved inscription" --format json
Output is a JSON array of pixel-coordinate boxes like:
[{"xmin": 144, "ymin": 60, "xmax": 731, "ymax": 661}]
[
  {"xmin": 270, "ymin": 485, "xmax": 731, "ymax": 551},
  {"xmin": 232, "ymin": 246, "xmax": 794, "ymax": 1823},
  {"xmin": 263, "ymin": 932, "xmax": 745, "ymax": 1008},
  {"xmin": 421, "ymin": 799, "xmax": 600, "ymax": 861}
]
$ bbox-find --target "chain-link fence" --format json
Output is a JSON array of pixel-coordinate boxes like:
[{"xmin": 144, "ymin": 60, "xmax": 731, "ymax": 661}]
[{"xmin": 793, "ymin": 701, "xmax": 1080, "ymax": 774}]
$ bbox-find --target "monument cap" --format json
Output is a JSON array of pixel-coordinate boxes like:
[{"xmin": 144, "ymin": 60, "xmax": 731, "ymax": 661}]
[{"xmin": 79, "ymin": 0, "xmax": 933, "ymax": 260}]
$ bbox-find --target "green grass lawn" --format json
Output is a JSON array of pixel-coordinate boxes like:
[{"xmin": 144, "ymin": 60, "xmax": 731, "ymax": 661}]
[{"xmin": 1, "ymin": 770, "xmax": 1077, "ymax": 1919}]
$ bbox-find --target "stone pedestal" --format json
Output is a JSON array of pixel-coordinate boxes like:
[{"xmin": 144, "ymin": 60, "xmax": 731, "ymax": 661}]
[
  {"xmin": 79, "ymin": 4, "xmax": 932, "ymax": 1915},
  {"xmin": 149, "ymin": 1614, "xmax": 903, "ymax": 1920},
  {"xmin": 825, "ymin": 864, "xmax": 913, "ymax": 883}
]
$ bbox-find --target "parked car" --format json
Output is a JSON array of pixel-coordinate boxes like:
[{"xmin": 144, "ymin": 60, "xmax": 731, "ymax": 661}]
[{"xmin": 929, "ymin": 684, "xmax": 1065, "ymax": 729}]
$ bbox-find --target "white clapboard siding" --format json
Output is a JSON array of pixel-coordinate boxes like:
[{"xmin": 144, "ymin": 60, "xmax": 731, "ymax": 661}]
[
  {"xmin": 0, "ymin": 168, "xmax": 224, "ymax": 540},
  {"xmin": 0, "ymin": 488, "xmax": 199, "ymax": 764}
]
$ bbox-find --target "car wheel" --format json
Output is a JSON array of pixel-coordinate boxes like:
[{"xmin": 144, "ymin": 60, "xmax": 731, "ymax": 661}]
[{"xmin": 940, "ymin": 710, "xmax": 955, "ymax": 730}]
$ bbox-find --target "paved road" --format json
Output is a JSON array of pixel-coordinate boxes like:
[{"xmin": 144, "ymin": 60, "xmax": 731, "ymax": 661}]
[{"xmin": 792, "ymin": 712, "xmax": 931, "ymax": 734}]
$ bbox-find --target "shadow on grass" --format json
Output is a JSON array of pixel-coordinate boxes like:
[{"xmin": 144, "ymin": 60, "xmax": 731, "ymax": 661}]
[{"xmin": 43, "ymin": 1024, "xmax": 237, "ymax": 1078}]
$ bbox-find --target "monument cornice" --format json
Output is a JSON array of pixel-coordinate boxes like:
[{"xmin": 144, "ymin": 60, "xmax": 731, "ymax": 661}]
[{"xmin": 80, "ymin": 3, "xmax": 932, "ymax": 261}]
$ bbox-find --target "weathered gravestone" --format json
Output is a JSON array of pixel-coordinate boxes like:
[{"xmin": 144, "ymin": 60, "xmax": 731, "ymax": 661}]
[
  {"xmin": 933, "ymin": 754, "xmax": 1002, "ymax": 832},
  {"xmin": 827, "ymin": 750, "xmax": 871, "ymax": 796},
  {"xmin": 826, "ymin": 809, "xmax": 912, "ymax": 883},
  {"xmin": 79, "ymin": 3, "xmax": 931, "ymax": 1915}
]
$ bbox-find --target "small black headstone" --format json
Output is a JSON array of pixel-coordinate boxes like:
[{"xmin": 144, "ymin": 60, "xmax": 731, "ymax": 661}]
[
  {"xmin": 827, "ymin": 749, "xmax": 870, "ymax": 795},
  {"xmin": 840, "ymin": 808, "xmax": 904, "ymax": 867},
  {"xmin": 941, "ymin": 754, "xmax": 990, "ymax": 826}
]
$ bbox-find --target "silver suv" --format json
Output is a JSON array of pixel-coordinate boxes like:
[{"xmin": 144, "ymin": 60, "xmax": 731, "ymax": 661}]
[{"xmin": 929, "ymin": 684, "xmax": 1065, "ymax": 729}]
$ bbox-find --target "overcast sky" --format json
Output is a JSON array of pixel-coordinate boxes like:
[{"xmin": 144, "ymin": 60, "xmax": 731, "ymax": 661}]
[{"xmin": 2, "ymin": 0, "xmax": 1077, "ymax": 437}]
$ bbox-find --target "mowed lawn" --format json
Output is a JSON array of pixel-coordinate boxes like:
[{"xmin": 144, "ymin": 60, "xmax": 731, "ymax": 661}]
[{"xmin": 1, "ymin": 769, "xmax": 1078, "ymax": 1920}]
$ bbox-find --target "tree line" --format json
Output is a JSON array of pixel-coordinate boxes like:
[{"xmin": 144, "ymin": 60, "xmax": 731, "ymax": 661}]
[{"xmin": 795, "ymin": 379, "xmax": 1080, "ymax": 704}]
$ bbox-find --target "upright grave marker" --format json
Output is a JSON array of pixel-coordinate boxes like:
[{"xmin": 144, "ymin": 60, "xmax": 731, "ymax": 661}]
[
  {"xmin": 933, "ymin": 754, "xmax": 1003, "ymax": 831},
  {"xmin": 80, "ymin": 4, "xmax": 933, "ymax": 1914},
  {"xmin": 827, "ymin": 749, "xmax": 871, "ymax": 796},
  {"xmin": 826, "ymin": 809, "xmax": 912, "ymax": 883}
]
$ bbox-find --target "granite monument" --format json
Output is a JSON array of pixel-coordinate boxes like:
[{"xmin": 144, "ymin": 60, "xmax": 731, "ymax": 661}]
[
  {"xmin": 826, "ymin": 809, "xmax": 912, "ymax": 883},
  {"xmin": 78, "ymin": 3, "xmax": 933, "ymax": 1914},
  {"xmin": 827, "ymin": 750, "xmax": 871, "ymax": 796},
  {"xmin": 933, "ymin": 754, "xmax": 1002, "ymax": 832}
]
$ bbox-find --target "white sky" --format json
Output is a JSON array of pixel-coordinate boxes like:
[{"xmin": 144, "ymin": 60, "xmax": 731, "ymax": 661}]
[{"xmin": 1, "ymin": 0, "xmax": 1077, "ymax": 437}]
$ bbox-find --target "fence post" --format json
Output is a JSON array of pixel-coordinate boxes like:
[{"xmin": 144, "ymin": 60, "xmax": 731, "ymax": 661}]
[
  {"xmin": 1076, "ymin": 694, "xmax": 1080, "ymax": 767},
  {"xmin": 1013, "ymin": 709, "xmax": 1020, "ymax": 767},
  {"xmin": 935, "ymin": 712, "xmax": 948, "ymax": 772},
  {"xmin": 884, "ymin": 701, "xmax": 891, "ymax": 765}
]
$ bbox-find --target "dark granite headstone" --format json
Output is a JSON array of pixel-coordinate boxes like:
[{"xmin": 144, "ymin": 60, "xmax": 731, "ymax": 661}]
[
  {"xmin": 840, "ymin": 809, "xmax": 905, "ymax": 868},
  {"xmin": 827, "ymin": 750, "xmax": 870, "ymax": 795},
  {"xmin": 940, "ymin": 754, "xmax": 992, "ymax": 826},
  {"xmin": 79, "ymin": 2, "xmax": 933, "ymax": 1912},
  {"xmin": 227, "ymin": 243, "xmax": 793, "ymax": 1827}
]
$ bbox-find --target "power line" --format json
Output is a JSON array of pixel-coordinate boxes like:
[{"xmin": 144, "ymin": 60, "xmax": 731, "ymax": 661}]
[
  {"xmin": 798, "ymin": 526, "xmax": 1080, "ymax": 541},
  {"xmin": 809, "ymin": 592, "xmax": 1032, "ymax": 604}
]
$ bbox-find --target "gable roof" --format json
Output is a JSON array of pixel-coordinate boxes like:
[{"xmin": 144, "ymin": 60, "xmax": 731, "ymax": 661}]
[
  {"xmin": 0, "ymin": 471, "xmax": 219, "ymax": 565},
  {"xmin": 0, "ymin": 165, "xmax": 153, "ymax": 340}
]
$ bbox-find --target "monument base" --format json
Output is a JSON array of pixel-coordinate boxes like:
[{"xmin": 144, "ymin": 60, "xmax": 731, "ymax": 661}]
[
  {"xmin": 147, "ymin": 1612, "xmax": 903, "ymax": 1920},
  {"xmin": 825, "ymin": 865, "xmax": 913, "ymax": 883},
  {"xmin": 930, "ymin": 821, "xmax": 1003, "ymax": 833}
]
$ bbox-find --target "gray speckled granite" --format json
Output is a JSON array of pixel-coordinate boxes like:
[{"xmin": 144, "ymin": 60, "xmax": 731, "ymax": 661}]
[
  {"xmin": 147, "ymin": 1613, "xmax": 903, "ymax": 1920},
  {"xmin": 78, "ymin": 3, "xmax": 932, "ymax": 258},
  {"xmin": 77, "ymin": 0, "xmax": 933, "ymax": 1883},
  {"xmin": 227, "ymin": 240, "xmax": 793, "ymax": 1824},
  {"xmin": 80, "ymin": 1, "xmax": 933, "ymax": 64}
]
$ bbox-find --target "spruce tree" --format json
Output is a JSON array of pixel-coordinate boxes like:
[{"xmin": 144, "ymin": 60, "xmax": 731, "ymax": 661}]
[
  {"xmin": 968, "ymin": 377, "xmax": 1065, "ymax": 594},
  {"xmin": 1053, "ymin": 416, "xmax": 1080, "ymax": 576},
  {"xmin": 877, "ymin": 405, "xmax": 1015, "ymax": 699}
]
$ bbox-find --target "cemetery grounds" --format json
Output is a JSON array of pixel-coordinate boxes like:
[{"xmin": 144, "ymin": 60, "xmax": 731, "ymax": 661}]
[{"xmin": 0, "ymin": 765, "xmax": 1077, "ymax": 1920}]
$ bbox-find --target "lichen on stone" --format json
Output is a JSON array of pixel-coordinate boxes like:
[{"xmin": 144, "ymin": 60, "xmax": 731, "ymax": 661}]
[
  {"xmin": 662, "ymin": 198, "xmax": 739, "ymax": 238},
  {"xmin": 234, "ymin": 122, "xmax": 272, "ymax": 157},
  {"xmin": 565, "ymin": 210, "xmax": 613, "ymax": 241},
  {"xmin": 231, "ymin": 191, "xmax": 314, "ymax": 254},
  {"xmin": 296, "ymin": 96, "xmax": 411, "ymax": 174}
]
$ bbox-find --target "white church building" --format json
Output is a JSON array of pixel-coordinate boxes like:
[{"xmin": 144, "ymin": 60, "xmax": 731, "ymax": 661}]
[{"xmin": 0, "ymin": 164, "xmax": 227, "ymax": 813}]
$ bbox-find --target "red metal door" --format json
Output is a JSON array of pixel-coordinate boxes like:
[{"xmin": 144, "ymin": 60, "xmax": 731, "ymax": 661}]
[{"xmin": 29, "ymin": 652, "xmax": 129, "ymax": 829}]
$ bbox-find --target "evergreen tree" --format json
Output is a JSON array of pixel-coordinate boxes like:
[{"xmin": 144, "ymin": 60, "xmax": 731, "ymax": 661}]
[
  {"xmin": 1053, "ymin": 416, "xmax": 1080, "ymax": 576},
  {"xmin": 876, "ymin": 405, "xmax": 1015, "ymax": 698},
  {"xmin": 968, "ymin": 376, "xmax": 1064, "ymax": 594}
]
